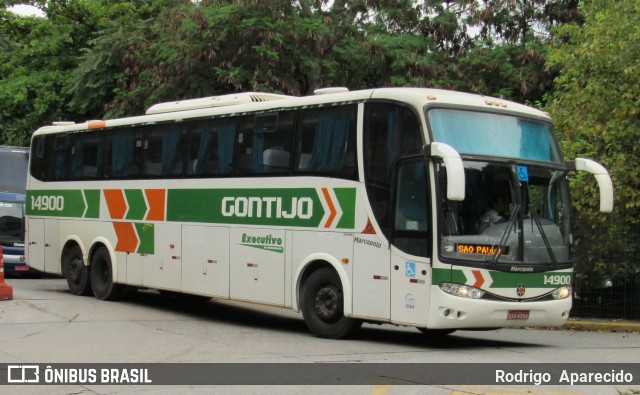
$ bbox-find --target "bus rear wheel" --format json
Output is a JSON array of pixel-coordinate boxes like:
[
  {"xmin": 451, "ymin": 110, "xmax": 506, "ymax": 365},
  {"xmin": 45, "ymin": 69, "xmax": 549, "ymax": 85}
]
[
  {"xmin": 62, "ymin": 245, "xmax": 91, "ymax": 296},
  {"xmin": 301, "ymin": 267, "xmax": 361, "ymax": 339},
  {"xmin": 90, "ymin": 247, "xmax": 126, "ymax": 301}
]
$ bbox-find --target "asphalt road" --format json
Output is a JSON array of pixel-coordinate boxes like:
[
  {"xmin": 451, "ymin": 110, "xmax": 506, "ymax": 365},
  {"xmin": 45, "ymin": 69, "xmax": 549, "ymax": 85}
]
[{"xmin": 1, "ymin": 278, "xmax": 638, "ymax": 395}]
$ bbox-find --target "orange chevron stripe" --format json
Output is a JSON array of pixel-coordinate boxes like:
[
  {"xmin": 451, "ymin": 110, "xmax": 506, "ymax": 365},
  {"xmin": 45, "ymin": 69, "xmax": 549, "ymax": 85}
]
[
  {"xmin": 113, "ymin": 222, "xmax": 138, "ymax": 253},
  {"xmin": 321, "ymin": 188, "xmax": 337, "ymax": 228},
  {"xmin": 144, "ymin": 189, "xmax": 166, "ymax": 221},
  {"xmin": 104, "ymin": 189, "xmax": 127, "ymax": 219},
  {"xmin": 472, "ymin": 270, "xmax": 485, "ymax": 288}
]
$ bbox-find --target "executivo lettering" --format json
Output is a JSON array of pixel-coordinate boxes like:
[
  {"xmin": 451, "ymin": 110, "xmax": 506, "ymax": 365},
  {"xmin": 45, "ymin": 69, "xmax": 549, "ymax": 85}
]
[{"xmin": 240, "ymin": 232, "xmax": 284, "ymax": 253}]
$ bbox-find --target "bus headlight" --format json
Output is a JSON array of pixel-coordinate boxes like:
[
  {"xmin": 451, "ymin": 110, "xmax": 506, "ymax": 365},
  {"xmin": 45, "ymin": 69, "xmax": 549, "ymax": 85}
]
[
  {"xmin": 552, "ymin": 285, "xmax": 572, "ymax": 300},
  {"xmin": 440, "ymin": 283, "xmax": 485, "ymax": 299}
]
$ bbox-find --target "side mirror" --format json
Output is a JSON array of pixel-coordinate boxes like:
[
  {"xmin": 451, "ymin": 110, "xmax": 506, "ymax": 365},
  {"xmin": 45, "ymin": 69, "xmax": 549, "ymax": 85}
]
[
  {"xmin": 566, "ymin": 158, "xmax": 614, "ymax": 213},
  {"xmin": 425, "ymin": 142, "xmax": 465, "ymax": 201}
]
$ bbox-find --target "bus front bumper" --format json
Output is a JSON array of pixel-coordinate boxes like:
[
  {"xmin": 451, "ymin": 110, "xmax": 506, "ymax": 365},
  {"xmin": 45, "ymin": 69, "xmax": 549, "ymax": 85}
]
[{"xmin": 426, "ymin": 287, "xmax": 572, "ymax": 330}]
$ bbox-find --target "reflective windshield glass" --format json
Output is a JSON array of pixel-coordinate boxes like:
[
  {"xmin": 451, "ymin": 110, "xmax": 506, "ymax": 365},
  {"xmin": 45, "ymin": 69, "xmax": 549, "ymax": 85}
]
[
  {"xmin": 428, "ymin": 109, "xmax": 562, "ymax": 164},
  {"xmin": 438, "ymin": 161, "xmax": 572, "ymax": 265},
  {"xmin": 0, "ymin": 148, "xmax": 28, "ymax": 193},
  {"xmin": 0, "ymin": 201, "xmax": 24, "ymax": 244}
]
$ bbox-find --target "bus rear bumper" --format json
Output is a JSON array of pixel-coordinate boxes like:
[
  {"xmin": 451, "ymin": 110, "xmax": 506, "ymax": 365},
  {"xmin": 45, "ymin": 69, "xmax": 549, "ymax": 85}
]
[
  {"xmin": 2, "ymin": 253, "xmax": 35, "ymax": 275},
  {"xmin": 426, "ymin": 289, "xmax": 572, "ymax": 330}
]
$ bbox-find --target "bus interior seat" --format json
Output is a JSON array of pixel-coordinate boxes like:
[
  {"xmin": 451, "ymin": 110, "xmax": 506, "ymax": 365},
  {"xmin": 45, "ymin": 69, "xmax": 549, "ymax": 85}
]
[
  {"xmin": 263, "ymin": 148, "xmax": 290, "ymax": 172},
  {"xmin": 298, "ymin": 153, "xmax": 312, "ymax": 170}
]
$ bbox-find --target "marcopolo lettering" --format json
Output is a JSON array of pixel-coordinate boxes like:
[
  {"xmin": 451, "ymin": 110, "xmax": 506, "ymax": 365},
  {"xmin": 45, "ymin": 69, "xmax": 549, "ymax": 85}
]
[
  {"xmin": 354, "ymin": 236, "xmax": 382, "ymax": 249},
  {"xmin": 222, "ymin": 196, "xmax": 313, "ymax": 220}
]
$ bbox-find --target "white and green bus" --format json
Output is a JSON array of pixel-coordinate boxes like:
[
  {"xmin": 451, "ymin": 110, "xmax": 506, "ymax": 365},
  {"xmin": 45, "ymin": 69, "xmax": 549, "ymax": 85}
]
[{"xmin": 26, "ymin": 88, "xmax": 613, "ymax": 338}]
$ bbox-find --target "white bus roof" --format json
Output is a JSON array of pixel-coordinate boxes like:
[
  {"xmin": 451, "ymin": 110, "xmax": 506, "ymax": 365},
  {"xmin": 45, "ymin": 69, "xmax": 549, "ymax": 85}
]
[{"xmin": 33, "ymin": 88, "xmax": 550, "ymax": 136}]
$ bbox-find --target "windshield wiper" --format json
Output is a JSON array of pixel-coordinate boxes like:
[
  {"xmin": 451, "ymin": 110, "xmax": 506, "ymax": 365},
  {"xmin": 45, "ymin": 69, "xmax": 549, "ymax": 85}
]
[
  {"xmin": 528, "ymin": 205, "xmax": 558, "ymax": 267},
  {"xmin": 487, "ymin": 204, "xmax": 520, "ymax": 266}
]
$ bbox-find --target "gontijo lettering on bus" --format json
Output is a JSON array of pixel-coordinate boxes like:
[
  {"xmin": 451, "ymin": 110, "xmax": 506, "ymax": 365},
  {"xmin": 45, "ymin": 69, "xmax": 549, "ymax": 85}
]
[{"xmin": 167, "ymin": 187, "xmax": 356, "ymax": 229}]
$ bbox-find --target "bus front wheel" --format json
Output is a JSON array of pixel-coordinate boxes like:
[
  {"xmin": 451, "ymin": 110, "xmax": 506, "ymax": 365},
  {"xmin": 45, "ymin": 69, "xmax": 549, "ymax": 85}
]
[
  {"xmin": 90, "ymin": 247, "xmax": 126, "ymax": 301},
  {"xmin": 301, "ymin": 267, "xmax": 361, "ymax": 339},
  {"xmin": 62, "ymin": 245, "xmax": 91, "ymax": 296}
]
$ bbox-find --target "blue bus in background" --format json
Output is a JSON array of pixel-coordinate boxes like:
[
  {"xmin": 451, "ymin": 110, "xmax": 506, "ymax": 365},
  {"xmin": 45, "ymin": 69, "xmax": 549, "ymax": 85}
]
[{"xmin": 0, "ymin": 146, "xmax": 31, "ymax": 275}]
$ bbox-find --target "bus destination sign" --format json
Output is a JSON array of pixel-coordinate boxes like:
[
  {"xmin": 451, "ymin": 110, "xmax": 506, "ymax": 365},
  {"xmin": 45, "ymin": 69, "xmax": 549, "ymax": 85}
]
[{"xmin": 455, "ymin": 243, "xmax": 510, "ymax": 255}]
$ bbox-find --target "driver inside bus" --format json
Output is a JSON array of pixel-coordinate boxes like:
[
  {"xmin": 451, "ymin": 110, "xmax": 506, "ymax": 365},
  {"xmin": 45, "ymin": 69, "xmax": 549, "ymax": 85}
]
[{"xmin": 478, "ymin": 196, "xmax": 506, "ymax": 232}]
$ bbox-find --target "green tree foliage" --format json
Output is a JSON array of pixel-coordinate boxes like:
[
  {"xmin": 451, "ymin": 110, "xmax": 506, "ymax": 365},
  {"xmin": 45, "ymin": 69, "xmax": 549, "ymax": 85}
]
[
  {"xmin": 2, "ymin": 0, "xmax": 582, "ymax": 139},
  {"xmin": 103, "ymin": 0, "xmax": 582, "ymax": 115},
  {"xmin": 105, "ymin": 0, "xmax": 381, "ymax": 116},
  {"xmin": 0, "ymin": 0, "xmax": 167, "ymax": 143},
  {"xmin": 0, "ymin": 2, "xmax": 77, "ymax": 145},
  {"xmin": 545, "ymin": 0, "xmax": 640, "ymax": 280}
]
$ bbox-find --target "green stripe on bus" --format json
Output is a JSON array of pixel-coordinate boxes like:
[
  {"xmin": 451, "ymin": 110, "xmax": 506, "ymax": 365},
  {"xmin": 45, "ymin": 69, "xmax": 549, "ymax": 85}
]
[
  {"xmin": 334, "ymin": 188, "xmax": 356, "ymax": 229},
  {"xmin": 488, "ymin": 271, "xmax": 572, "ymax": 288},
  {"xmin": 166, "ymin": 188, "xmax": 355, "ymax": 229},
  {"xmin": 83, "ymin": 190, "xmax": 100, "ymax": 218},
  {"xmin": 26, "ymin": 189, "xmax": 100, "ymax": 218},
  {"xmin": 135, "ymin": 223, "xmax": 154, "ymax": 254},
  {"xmin": 125, "ymin": 189, "xmax": 147, "ymax": 220},
  {"xmin": 433, "ymin": 268, "xmax": 572, "ymax": 288}
]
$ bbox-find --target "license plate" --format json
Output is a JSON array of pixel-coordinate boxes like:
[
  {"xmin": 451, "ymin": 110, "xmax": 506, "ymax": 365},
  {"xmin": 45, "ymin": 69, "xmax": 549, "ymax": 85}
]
[
  {"xmin": 507, "ymin": 310, "xmax": 529, "ymax": 320},
  {"xmin": 15, "ymin": 266, "xmax": 30, "ymax": 271}
]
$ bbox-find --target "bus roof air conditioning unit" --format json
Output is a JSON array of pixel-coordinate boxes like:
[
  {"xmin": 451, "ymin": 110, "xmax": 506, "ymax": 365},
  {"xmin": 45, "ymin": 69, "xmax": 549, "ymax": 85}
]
[{"xmin": 145, "ymin": 92, "xmax": 292, "ymax": 115}]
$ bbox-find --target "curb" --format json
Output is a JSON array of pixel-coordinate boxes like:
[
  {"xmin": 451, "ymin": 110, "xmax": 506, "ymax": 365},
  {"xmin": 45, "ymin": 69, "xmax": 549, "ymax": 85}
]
[{"xmin": 561, "ymin": 319, "xmax": 640, "ymax": 333}]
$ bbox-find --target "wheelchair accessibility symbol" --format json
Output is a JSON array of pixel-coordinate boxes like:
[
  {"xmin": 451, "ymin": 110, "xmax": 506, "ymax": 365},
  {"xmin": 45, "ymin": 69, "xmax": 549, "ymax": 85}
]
[
  {"xmin": 405, "ymin": 261, "xmax": 416, "ymax": 278},
  {"xmin": 517, "ymin": 165, "xmax": 529, "ymax": 182}
]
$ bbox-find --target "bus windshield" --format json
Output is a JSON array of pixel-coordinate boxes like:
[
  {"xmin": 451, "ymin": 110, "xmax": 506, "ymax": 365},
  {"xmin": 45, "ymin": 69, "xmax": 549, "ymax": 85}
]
[
  {"xmin": 437, "ymin": 160, "xmax": 572, "ymax": 266},
  {"xmin": 0, "ymin": 147, "xmax": 28, "ymax": 253},
  {"xmin": 0, "ymin": 200, "xmax": 24, "ymax": 245},
  {"xmin": 0, "ymin": 147, "xmax": 29, "ymax": 194},
  {"xmin": 428, "ymin": 109, "xmax": 562, "ymax": 164}
]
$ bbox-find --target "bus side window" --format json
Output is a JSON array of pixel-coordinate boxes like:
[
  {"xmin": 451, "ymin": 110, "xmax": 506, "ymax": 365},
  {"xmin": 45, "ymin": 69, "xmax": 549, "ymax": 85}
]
[
  {"xmin": 235, "ymin": 111, "xmax": 295, "ymax": 175},
  {"xmin": 143, "ymin": 125, "xmax": 186, "ymax": 177},
  {"xmin": 30, "ymin": 135, "xmax": 51, "ymax": 181},
  {"xmin": 52, "ymin": 135, "xmax": 69, "ymax": 181},
  {"xmin": 364, "ymin": 102, "xmax": 424, "ymax": 239},
  {"xmin": 106, "ymin": 128, "xmax": 143, "ymax": 178},
  {"xmin": 392, "ymin": 159, "xmax": 430, "ymax": 257},
  {"xmin": 68, "ymin": 132, "xmax": 105, "ymax": 179},
  {"xmin": 294, "ymin": 105, "xmax": 357, "ymax": 179},
  {"xmin": 187, "ymin": 118, "xmax": 236, "ymax": 177}
]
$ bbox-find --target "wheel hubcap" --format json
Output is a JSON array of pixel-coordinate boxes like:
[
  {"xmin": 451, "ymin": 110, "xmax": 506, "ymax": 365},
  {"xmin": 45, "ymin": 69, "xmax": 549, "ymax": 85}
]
[
  {"xmin": 69, "ymin": 258, "xmax": 83, "ymax": 283},
  {"xmin": 314, "ymin": 286, "xmax": 339, "ymax": 322}
]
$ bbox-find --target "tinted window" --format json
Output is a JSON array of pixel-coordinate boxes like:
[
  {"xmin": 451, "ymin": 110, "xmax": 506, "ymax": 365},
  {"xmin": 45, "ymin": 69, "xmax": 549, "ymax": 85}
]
[
  {"xmin": 186, "ymin": 118, "xmax": 236, "ymax": 176},
  {"xmin": 235, "ymin": 112, "xmax": 295, "ymax": 175},
  {"xmin": 105, "ymin": 128, "xmax": 143, "ymax": 178},
  {"xmin": 68, "ymin": 132, "xmax": 106, "ymax": 179},
  {"xmin": 143, "ymin": 125, "xmax": 186, "ymax": 177},
  {"xmin": 294, "ymin": 105, "xmax": 357, "ymax": 179},
  {"xmin": 364, "ymin": 102, "xmax": 424, "ymax": 238}
]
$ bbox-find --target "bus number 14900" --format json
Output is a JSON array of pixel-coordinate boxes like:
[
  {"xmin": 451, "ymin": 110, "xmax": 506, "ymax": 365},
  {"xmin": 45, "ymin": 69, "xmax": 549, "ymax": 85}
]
[
  {"xmin": 31, "ymin": 195, "xmax": 65, "ymax": 211},
  {"xmin": 543, "ymin": 275, "xmax": 571, "ymax": 285}
]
